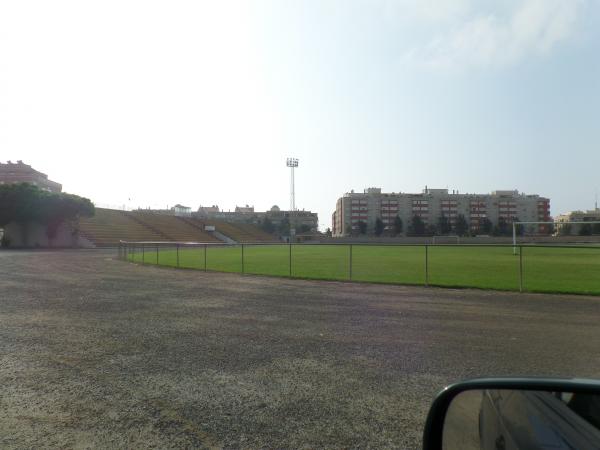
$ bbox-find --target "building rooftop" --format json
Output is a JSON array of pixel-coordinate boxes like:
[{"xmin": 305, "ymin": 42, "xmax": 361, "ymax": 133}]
[
  {"xmin": 345, "ymin": 187, "xmax": 546, "ymax": 199},
  {"xmin": 0, "ymin": 160, "xmax": 62, "ymax": 192}
]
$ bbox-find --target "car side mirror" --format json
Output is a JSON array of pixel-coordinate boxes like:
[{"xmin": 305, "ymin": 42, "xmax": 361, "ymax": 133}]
[{"xmin": 422, "ymin": 378, "xmax": 600, "ymax": 450}]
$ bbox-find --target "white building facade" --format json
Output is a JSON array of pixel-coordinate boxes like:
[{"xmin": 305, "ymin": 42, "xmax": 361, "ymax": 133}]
[{"xmin": 332, "ymin": 187, "xmax": 551, "ymax": 236}]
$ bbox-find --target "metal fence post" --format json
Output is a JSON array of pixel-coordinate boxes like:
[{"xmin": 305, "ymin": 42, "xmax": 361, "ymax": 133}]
[
  {"xmin": 425, "ymin": 245, "xmax": 429, "ymax": 287},
  {"xmin": 156, "ymin": 244, "xmax": 159, "ymax": 265},
  {"xmin": 177, "ymin": 244, "xmax": 180, "ymax": 268},
  {"xmin": 204, "ymin": 244, "xmax": 207, "ymax": 271},
  {"xmin": 289, "ymin": 242, "xmax": 292, "ymax": 277},
  {"xmin": 142, "ymin": 243, "xmax": 145, "ymax": 264},
  {"xmin": 349, "ymin": 244, "xmax": 353, "ymax": 281},
  {"xmin": 241, "ymin": 244, "xmax": 245, "ymax": 274},
  {"xmin": 519, "ymin": 245, "xmax": 523, "ymax": 293}
]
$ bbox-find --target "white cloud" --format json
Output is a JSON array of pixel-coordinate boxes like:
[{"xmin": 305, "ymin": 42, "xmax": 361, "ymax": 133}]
[{"xmin": 403, "ymin": 0, "xmax": 584, "ymax": 70}]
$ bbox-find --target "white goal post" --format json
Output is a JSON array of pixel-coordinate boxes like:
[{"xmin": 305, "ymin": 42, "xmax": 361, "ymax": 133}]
[{"xmin": 512, "ymin": 220, "xmax": 600, "ymax": 255}]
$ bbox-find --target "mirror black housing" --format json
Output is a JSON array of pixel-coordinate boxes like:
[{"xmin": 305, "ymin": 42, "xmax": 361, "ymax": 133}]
[{"xmin": 422, "ymin": 377, "xmax": 600, "ymax": 450}]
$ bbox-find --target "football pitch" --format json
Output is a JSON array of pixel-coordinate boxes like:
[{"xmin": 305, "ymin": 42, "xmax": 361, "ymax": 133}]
[{"xmin": 127, "ymin": 244, "xmax": 600, "ymax": 295}]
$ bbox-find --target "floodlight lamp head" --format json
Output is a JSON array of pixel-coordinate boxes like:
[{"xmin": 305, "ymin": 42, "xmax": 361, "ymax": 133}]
[{"xmin": 286, "ymin": 158, "xmax": 299, "ymax": 167}]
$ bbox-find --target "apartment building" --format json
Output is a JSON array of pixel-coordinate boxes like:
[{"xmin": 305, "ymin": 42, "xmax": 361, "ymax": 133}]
[
  {"xmin": 0, "ymin": 160, "xmax": 62, "ymax": 193},
  {"xmin": 332, "ymin": 187, "xmax": 551, "ymax": 236},
  {"xmin": 555, "ymin": 209, "xmax": 600, "ymax": 222},
  {"xmin": 555, "ymin": 209, "xmax": 600, "ymax": 232}
]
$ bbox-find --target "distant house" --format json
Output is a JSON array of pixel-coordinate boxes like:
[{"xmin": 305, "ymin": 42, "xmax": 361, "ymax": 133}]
[
  {"xmin": 194, "ymin": 203, "xmax": 318, "ymax": 232},
  {"xmin": 235, "ymin": 205, "xmax": 254, "ymax": 214},
  {"xmin": 555, "ymin": 209, "xmax": 600, "ymax": 234},
  {"xmin": 197, "ymin": 205, "xmax": 220, "ymax": 216},
  {"xmin": 171, "ymin": 204, "xmax": 192, "ymax": 216},
  {"xmin": 555, "ymin": 209, "xmax": 600, "ymax": 223}
]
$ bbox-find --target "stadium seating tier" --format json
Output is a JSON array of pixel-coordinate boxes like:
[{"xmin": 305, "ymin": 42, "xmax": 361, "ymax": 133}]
[{"xmin": 78, "ymin": 208, "xmax": 278, "ymax": 246}]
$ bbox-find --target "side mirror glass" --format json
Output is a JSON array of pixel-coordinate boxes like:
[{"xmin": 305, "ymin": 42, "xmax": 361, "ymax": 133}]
[
  {"xmin": 423, "ymin": 379, "xmax": 600, "ymax": 450},
  {"xmin": 442, "ymin": 389, "xmax": 600, "ymax": 449}
]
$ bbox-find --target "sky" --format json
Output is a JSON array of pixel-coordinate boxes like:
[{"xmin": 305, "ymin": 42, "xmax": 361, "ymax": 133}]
[{"xmin": 1, "ymin": 0, "xmax": 599, "ymax": 230}]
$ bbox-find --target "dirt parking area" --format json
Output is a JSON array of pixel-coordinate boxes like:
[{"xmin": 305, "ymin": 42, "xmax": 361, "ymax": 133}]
[{"xmin": 1, "ymin": 250, "xmax": 599, "ymax": 448}]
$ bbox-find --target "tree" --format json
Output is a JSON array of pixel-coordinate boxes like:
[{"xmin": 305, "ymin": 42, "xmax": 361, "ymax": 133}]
[
  {"xmin": 324, "ymin": 227, "xmax": 332, "ymax": 237},
  {"xmin": 408, "ymin": 215, "xmax": 425, "ymax": 235},
  {"xmin": 479, "ymin": 218, "xmax": 492, "ymax": 234},
  {"xmin": 454, "ymin": 214, "xmax": 468, "ymax": 237},
  {"xmin": 426, "ymin": 224, "xmax": 437, "ymax": 235},
  {"xmin": 41, "ymin": 192, "xmax": 95, "ymax": 241},
  {"xmin": 278, "ymin": 217, "xmax": 290, "ymax": 235},
  {"xmin": 437, "ymin": 216, "xmax": 451, "ymax": 235},
  {"xmin": 0, "ymin": 182, "xmax": 39, "ymax": 226},
  {"xmin": 494, "ymin": 217, "xmax": 511, "ymax": 236},
  {"xmin": 0, "ymin": 234, "xmax": 10, "ymax": 248},
  {"xmin": 513, "ymin": 217, "xmax": 524, "ymax": 236},
  {"xmin": 579, "ymin": 223, "xmax": 593, "ymax": 236},
  {"xmin": 542, "ymin": 222, "xmax": 555, "ymax": 235},
  {"xmin": 393, "ymin": 215, "xmax": 403, "ymax": 236},
  {"xmin": 374, "ymin": 218, "xmax": 384, "ymax": 236},
  {"xmin": 299, "ymin": 224, "xmax": 311, "ymax": 233},
  {"xmin": 357, "ymin": 220, "xmax": 367, "ymax": 235},
  {"xmin": 0, "ymin": 183, "xmax": 94, "ymax": 245},
  {"xmin": 260, "ymin": 217, "xmax": 275, "ymax": 234},
  {"xmin": 558, "ymin": 223, "xmax": 572, "ymax": 236}
]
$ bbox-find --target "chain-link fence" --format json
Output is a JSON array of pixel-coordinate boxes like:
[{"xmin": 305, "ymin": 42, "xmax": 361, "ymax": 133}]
[{"xmin": 118, "ymin": 241, "xmax": 600, "ymax": 295}]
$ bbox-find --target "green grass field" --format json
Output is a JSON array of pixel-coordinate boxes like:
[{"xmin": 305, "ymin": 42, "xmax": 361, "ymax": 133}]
[{"xmin": 127, "ymin": 244, "xmax": 600, "ymax": 295}]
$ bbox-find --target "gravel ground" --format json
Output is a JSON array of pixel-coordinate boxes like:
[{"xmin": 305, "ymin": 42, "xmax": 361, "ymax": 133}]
[{"xmin": 1, "ymin": 250, "xmax": 599, "ymax": 449}]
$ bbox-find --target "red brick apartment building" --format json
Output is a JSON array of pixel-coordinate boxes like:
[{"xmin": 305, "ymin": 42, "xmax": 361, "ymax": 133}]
[
  {"xmin": 0, "ymin": 161, "xmax": 62, "ymax": 193},
  {"xmin": 332, "ymin": 187, "xmax": 550, "ymax": 236}
]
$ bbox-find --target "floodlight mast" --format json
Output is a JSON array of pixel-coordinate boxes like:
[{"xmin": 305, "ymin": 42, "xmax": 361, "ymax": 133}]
[
  {"xmin": 286, "ymin": 158, "xmax": 299, "ymax": 240},
  {"xmin": 286, "ymin": 157, "xmax": 298, "ymax": 212}
]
